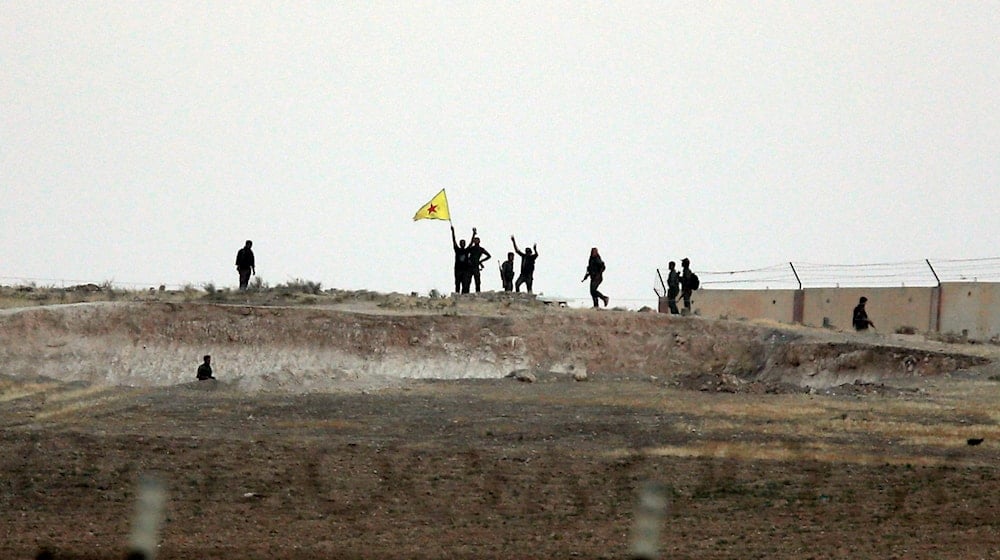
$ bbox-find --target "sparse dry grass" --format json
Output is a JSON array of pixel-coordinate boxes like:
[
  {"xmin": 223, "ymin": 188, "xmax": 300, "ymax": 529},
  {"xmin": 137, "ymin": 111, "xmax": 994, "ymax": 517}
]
[
  {"xmin": 0, "ymin": 381, "xmax": 60, "ymax": 402},
  {"xmin": 3, "ymin": 293, "xmax": 1000, "ymax": 559},
  {"xmin": 26, "ymin": 387, "xmax": 146, "ymax": 421}
]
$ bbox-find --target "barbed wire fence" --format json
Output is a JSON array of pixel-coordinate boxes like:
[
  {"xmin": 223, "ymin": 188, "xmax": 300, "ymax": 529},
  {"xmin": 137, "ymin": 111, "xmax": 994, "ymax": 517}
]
[{"xmin": 655, "ymin": 257, "xmax": 1000, "ymax": 293}]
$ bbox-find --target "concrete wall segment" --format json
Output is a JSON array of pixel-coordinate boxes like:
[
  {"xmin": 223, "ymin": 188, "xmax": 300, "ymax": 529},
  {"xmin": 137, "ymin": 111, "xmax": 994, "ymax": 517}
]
[
  {"xmin": 662, "ymin": 282, "xmax": 999, "ymax": 341},
  {"xmin": 939, "ymin": 283, "xmax": 1000, "ymax": 340}
]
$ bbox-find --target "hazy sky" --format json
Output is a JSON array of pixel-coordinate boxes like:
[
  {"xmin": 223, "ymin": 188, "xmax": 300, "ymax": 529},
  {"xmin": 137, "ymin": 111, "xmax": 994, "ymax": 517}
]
[{"xmin": 3, "ymin": 2, "xmax": 998, "ymax": 306}]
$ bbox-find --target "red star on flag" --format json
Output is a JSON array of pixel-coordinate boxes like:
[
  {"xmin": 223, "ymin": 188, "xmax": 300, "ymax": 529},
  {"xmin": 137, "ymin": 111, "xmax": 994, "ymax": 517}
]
[{"xmin": 414, "ymin": 189, "xmax": 450, "ymax": 221}]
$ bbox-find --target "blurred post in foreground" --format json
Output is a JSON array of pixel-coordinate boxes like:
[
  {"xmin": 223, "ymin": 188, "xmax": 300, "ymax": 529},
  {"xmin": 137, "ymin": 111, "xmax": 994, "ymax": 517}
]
[
  {"xmin": 126, "ymin": 475, "xmax": 167, "ymax": 560},
  {"xmin": 629, "ymin": 481, "xmax": 668, "ymax": 560}
]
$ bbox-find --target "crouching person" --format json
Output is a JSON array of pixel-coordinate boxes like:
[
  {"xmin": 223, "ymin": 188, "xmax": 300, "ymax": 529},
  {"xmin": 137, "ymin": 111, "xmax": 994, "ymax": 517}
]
[{"xmin": 197, "ymin": 355, "xmax": 215, "ymax": 380}]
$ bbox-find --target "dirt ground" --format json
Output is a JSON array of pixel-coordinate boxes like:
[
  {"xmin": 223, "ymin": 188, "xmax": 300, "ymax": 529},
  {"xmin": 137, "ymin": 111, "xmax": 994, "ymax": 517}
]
[{"xmin": 3, "ymin": 291, "xmax": 1000, "ymax": 559}]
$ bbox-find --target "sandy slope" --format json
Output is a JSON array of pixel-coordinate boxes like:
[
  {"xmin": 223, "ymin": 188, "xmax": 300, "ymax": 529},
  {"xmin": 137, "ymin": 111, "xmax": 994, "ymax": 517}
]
[{"xmin": 0, "ymin": 298, "xmax": 992, "ymax": 394}]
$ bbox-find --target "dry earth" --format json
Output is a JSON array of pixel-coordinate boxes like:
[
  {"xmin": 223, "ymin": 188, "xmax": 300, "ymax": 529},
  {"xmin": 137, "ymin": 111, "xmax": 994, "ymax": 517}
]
[{"xmin": 3, "ymin": 291, "xmax": 1000, "ymax": 559}]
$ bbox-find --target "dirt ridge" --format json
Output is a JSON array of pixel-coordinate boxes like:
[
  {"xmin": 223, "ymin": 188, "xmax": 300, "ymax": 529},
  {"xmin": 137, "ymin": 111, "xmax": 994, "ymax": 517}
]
[{"xmin": 0, "ymin": 301, "xmax": 990, "ymax": 394}]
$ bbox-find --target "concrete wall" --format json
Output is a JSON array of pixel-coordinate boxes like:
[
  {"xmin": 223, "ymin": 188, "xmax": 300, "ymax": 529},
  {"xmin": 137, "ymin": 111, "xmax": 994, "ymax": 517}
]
[
  {"xmin": 801, "ymin": 287, "xmax": 936, "ymax": 333},
  {"xmin": 661, "ymin": 282, "xmax": 1000, "ymax": 341},
  {"xmin": 670, "ymin": 289, "xmax": 796, "ymax": 323},
  {"xmin": 939, "ymin": 283, "xmax": 1000, "ymax": 340}
]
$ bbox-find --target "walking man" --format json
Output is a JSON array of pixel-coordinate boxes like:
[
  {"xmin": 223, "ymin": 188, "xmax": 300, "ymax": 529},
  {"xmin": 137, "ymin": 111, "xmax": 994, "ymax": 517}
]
[
  {"xmin": 236, "ymin": 240, "xmax": 255, "ymax": 291},
  {"xmin": 853, "ymin": 296, "xmax": 875, "ymax": 331},
  {"xmin": 666, "ymin": 260, "xmax": 681, "ymax": 315},
  {"xmin": 582, "ymin": 247, "xmax": 609, "ymax": 308},
  {"xmin": 467, "ymin": 228, "xmax": 492, "ymax": 293},
  {"xmin": 511, "ymin": 236, "xmax": 538, "ymax": 293}
]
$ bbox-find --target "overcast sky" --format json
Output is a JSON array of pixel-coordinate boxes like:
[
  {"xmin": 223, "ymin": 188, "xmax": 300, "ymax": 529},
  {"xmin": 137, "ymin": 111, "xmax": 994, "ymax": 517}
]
[{"xmin": 3, "ymin": 2, "xmax": 998, "ymax": 306}]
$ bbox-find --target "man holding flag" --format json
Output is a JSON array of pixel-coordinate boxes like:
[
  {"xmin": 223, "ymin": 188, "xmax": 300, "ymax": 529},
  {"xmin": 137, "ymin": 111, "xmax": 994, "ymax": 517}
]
[{"xmin": 415, "ymin": 189, "xmax": 472, "ymax": 293}]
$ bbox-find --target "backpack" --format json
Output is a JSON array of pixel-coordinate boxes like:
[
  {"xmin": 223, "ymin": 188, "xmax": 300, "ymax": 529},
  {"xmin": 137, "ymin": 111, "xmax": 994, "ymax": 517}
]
[{"xmin": 689, "ymin": 273, "xmax": 700, "ymax": 291}]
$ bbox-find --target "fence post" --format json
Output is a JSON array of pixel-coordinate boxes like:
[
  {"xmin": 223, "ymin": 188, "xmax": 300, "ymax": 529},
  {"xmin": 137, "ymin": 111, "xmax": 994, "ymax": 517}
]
[
  {"xmin": 656, "ymin": 269, "xmax": 667, "ymax": 297},
  {"xmin": 788, "ymin": 262, "xmax": 802, "ymax": 290},
  {"xmin": 127, "ymin": 475, "xmax": 167, "ymax": 560},
  {"xmin": 927, "ymin": 259, "xmax": 942, "ymax": 333},
  {"xmin": 629, "ymin": 481, "xmax": 668, "ymax": 560}
]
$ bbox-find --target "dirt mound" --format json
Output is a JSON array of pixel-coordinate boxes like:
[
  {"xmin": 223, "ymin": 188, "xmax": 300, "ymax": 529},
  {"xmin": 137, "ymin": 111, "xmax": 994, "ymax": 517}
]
[{"xmin": 0, "ymin": 300, "xmax": 991, "ymax": 394}]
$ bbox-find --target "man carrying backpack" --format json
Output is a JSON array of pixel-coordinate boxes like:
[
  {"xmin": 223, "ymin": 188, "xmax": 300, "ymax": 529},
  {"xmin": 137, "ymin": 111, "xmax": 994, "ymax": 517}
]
[{"xmin": 680, "ymin": 257, "xmax": 699, "ymax": 315}]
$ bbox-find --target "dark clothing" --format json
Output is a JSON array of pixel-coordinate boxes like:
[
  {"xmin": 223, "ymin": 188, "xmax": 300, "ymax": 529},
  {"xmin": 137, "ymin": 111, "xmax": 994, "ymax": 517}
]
[
  {"xmin": 515, "ymin": 275, "xmax": 532, "ymax": 293},
  {"xmin": 236, "ymin": 248, "xmax": 255, "ymax": 269},
  {"xmin": 236, "ymin": 247, "xmax": 255, "ymax": 290},
  {"xmin": 467, "ymin": 245, "xmax": 491, "ymax": 292},
  {"xmin": 853, "ymin": 303, "xmax": 872, "ymax": 331},
  {"xmin": 458, "ymin": 271, "xmax": 471, "ymax": 293},
  {"xmin": 585, "ymin": 255, "xmax": 607, "ymax": 308},
  {"xmin": 518, "ymin": 253, "xmax": 537, "ymax": 276},
  {"xmin": 589, "ymin": 278, "xmax": 607, "ymax": 307},
  {"xmin": 515, "ymin": 252, "xmax": 538, "ymax": 293},
  {"xmin": 586, "ymin": 255, "xmax": 605, "ymax": 280},
  {"xmin": 680, "ymin": 267, "xmax": 694, "ymax": 314},
  {"xmin": 500, "ymin": 260, "xmax": 515, "ymax": 292},
  {"xmin": 666, "ymin": 269, "xmax": 681, "ymax": 315},
  {"xmin": 238, "ymin": 269, "xmax": 252, "ymax": 290},
  {"xmin": 453, "ymin": 245, "xmax": 472, "ymax": 294},
  {"xmin": 197, "ymin": 363, "xmax": 214, "ymax": 381}
]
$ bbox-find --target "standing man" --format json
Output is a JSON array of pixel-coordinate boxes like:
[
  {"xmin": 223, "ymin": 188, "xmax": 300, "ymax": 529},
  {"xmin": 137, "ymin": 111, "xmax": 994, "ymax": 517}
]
[
  {"xmin": 680, "ymin": 257, "xmax": 696, "ymax": 315},
  {"xmin": 511, "ymin": 236, "xmax": 538, "ymax": 293},
  {"xmin": 467, "ymin": 227, "xmax": 492, "ymax": 293},
  {"xmin": 582, "ymin": 247, "xmax": 609, "ymax": 308},
  {"xmin": 451, "ymin": 225, "xmax": 472, "ymax": 294},
  {"xmin": 853, "ymin": 296, "xmax": 875, "ymax": 331},
  {"xmin": 499, "ymin": 252, "xmax": 515, "ymax": 292},
  {"xmin": 236, "ymin": 240, "xmax": 255, "ymax": 291},
  {"xmin": 666, "ymin": 260, "xmax": 681, "ymax": 315}
]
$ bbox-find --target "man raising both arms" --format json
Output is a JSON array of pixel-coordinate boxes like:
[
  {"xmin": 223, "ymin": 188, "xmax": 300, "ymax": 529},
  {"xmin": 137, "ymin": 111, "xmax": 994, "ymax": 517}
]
[{"xmin": 511, "ymin": 236, "xmax": 539, "ymax": 293}]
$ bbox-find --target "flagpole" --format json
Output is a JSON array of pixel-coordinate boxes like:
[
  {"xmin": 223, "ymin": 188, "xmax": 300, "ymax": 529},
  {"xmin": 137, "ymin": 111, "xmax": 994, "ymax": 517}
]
[{"xmin": 443, "ymin": 188, "xmax": 452, "ymax": 228}]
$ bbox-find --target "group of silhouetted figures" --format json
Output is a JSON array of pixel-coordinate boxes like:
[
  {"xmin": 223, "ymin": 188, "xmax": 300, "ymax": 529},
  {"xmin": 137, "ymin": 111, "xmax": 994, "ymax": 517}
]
[
  {"xmin": 450, "ymin": 226, "xmax": 622, "ymax": 309},
  {"xmin": 232, "ymin": 234, "xmax": 616, "ymax": 306},
  {"xmin": 211, "ymin": 238, "xmax": 878, "ymax": 383},
  {"xmin": 450, "ymin": 226, "xmax": 539, "ymax": 295},
  {"xmin": 662, "ymin": 258, "xmax": 699, "ymax": 315}
]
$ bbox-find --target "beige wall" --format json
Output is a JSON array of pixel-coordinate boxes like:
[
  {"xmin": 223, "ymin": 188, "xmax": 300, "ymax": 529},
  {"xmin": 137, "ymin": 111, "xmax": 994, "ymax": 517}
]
[
  {"xmin": 940, "ymin": 283, "xmax": 1000, "ymax": 340},
  {"xmin": 671, "ymin": 289, "xmax": 795, "ymax": 323},
  {"xmin": 801, "ymin": 287, "xmax": 935, "ymax": 332},
  {"xmin": 663, "ymin": 282, "xmax": 1000, "ymax": 341}
]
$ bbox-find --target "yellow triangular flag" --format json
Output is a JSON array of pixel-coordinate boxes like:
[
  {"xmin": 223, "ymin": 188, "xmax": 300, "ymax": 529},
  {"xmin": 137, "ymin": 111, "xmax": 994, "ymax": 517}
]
[{"xmin": 413, "ymin": 189, "xmax": 450, "ymax": 221}]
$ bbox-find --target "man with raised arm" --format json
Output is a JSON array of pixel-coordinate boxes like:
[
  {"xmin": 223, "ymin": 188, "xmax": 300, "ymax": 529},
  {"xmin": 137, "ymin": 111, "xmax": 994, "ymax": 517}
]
[
  {"xmin": 511, "ymin": 236, "xmax": 539, "ymax": 293},
  {"xmin": 451, "ymin": 225, "xmax": 472, "ymax": 294},
  {"xmin": 467, "ymin": 228, "xmax": 492, "ymax": 293}
]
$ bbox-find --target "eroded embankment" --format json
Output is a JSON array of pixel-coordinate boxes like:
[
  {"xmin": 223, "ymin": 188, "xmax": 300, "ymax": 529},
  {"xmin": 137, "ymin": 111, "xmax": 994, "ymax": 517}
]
[{"xmin": 0, "ymin": 302, "xmax": 989, "ymax": 393}]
